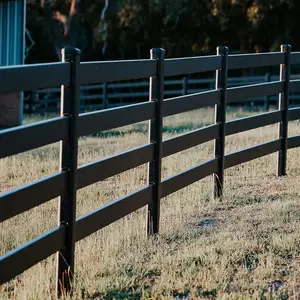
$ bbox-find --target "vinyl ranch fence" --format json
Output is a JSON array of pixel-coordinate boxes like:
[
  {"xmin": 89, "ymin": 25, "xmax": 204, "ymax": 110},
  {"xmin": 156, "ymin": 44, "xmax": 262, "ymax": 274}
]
[
  {"xmin": 1, "ymin": 44, "xmax": 300, "ymax": 295},
  {"xmin": 29, "ymin": 73, "xmax": 300, "ymax": 113}
]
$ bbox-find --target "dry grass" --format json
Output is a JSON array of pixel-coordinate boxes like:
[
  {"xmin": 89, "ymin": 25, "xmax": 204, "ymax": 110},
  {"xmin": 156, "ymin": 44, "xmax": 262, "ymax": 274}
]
[{"xmin": 1, "ymin": 107, "xmax": 300, "ymax": 299}]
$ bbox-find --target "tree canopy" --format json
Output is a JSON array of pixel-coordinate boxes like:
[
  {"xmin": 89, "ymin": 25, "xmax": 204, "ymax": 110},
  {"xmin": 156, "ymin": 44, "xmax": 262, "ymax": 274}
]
[{"xmin": 26, "ymin": 0, "xmax": 300, "ymax": 63}]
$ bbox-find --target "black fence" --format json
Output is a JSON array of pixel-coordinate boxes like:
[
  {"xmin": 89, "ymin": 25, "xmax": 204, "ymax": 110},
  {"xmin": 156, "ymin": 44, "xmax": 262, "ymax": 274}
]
[
  {"xmin": 27, "ymin": 73, "xmax": 300, "ymax": 113},
  {"xmin": 1, "ymin": 45, "xmax": 300, "ymax": 295}
]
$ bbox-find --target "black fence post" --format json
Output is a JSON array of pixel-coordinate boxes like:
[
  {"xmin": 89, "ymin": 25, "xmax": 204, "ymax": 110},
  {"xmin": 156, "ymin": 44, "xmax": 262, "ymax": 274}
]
[
  {"xmin": 214, "ymin": 46, "xmax": 228, "ymax": 198},
  {"xmin": 147, "ymin": 48, "xmax": 165, "ymax": 236},
  {"xmin": 277, "ymin": 44, "xmax": 291, "ymax": 177},
  {"xmin": 56, "ymin": 46, "xmax": 81, "ymax": 296}
]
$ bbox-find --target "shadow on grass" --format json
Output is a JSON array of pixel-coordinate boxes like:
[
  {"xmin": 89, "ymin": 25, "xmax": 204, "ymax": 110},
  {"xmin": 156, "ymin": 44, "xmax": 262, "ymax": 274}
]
[
  {"xmin": 85, "ymin": 287, "xmax": 218, "ymax": 299},
  {"xmin": 86, "ymin": 288, "xmax": 143, "ymax": 300}
]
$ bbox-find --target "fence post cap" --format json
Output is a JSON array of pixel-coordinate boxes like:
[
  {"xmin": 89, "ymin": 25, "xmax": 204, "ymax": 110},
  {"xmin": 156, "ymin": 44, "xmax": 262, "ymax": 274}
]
[
  {"xmin": 281, "ymin": 44, "xmax": 292, "ymax": 52},
  {"xmin": 61, "ymin": 47, "xmax": 81, "ymax": 61},
  {"xmin": 216, "ymin": 46, "xmax": 229, "ymax": 54},
  {"xmin": 150, "ymin": 48, "xmax": 165, "ymax": 53},
  {"xmin": 150, "ymin": 48, "xmax": 165, "ymax": 60}
]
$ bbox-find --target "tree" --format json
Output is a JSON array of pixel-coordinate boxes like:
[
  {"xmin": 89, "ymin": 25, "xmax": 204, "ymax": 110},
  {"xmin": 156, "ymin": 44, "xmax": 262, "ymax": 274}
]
[
  {"xmin": 40, "ymin": 0, "xmax": 87, "ymax": 60},
  {"xmin": 26, "ymin": 0, "xmax": 300, "ymax": 63}
]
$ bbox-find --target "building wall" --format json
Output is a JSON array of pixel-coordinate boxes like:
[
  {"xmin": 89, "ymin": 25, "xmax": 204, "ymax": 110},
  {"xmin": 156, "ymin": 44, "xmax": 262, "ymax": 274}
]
[
  {"xmin": 0, "ymin": 0, "xmax": 26, "ymax": 128},
  {"xmin": 0, "ymin": 0, "xmax": 26, "ymax": 66}
]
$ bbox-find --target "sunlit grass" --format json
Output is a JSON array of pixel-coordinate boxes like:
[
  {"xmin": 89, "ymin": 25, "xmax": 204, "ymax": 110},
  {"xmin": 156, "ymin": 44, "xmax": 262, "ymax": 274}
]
[{"xmin": 1, "ymin": 107, "xmax": 300, "ymax": 299}]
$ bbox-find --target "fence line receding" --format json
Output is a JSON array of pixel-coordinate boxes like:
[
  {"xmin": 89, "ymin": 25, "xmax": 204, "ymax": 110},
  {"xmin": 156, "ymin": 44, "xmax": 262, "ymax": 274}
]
[{"xmin": 1, "ymin": 45, "xmax": 300, "ymax": 295}]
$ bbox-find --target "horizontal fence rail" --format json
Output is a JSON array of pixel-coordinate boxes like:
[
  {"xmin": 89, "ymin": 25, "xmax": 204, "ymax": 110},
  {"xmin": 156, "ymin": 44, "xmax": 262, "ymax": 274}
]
[
  {"xmin": 76, "ymin": 186, "xmax": 153, "ymax": 241},
  {"xmin": 0, "ymin": 117, "xmax": 69, "ymax": 159},
  {"xmin": 79, "ymin": 101, "xmax": 156, "ymax": 136},
  {"xmin": 226, "ymin": 111, "xmax": 282, "ymax": 136},
  {"xmin": 163, "ymin": 90, "xmax": 220, "ymax": 117},
  {"xmin": 0, "ymin": 172, "xmax": 67, "ymax": 222},
  {"xmin": 0, "ymin": 63, "xmax": 70, "ymax": 93},
  {"xmin": 228, "ymin": 52, "xmax": 284, "ymax": 70},
  {"xmin": 0, "ymin": 225, "xmax": 66, "ymax": 285},
  {"xmin": 77, "ymin": 144, "xmax": 154, "ymax": 189},
  {"xmin": 161, "ymin": 158, "xmax": 218, "ymax": 198},
  {"xmin": 290, "ymin": 52, "xmax": 300, "ymax": 65},
  {"xmin": 289, "ymin": 79, "xmax": 300, "ymax": 93},
  {"xmin": 227, "ymin": 81, "xmax": 283, "ymax": 103},
  {"xmin": 162, "ymin": 124, "xmax": 220, "ymax": 157},
  {"xmin": 79, "ymin": 60, "xmax": 157, "ymax": 85},
  {"xmin": 289, "ymin": 107, "xmax": 300, "ymax": 121},
  {"xmin": 225, "ymin": 139, "xmax": 282, "ymax": 169},
  {"xmin": 288, "ymin": 135, "xmax": 300, "ymax": 149},
  {"xmin": 164, "ymin": 55, "xmax": 222, "ymax": 77},
  {"xmin": 2, "ymin": 45, "xmax": 300, "ymax": 294}
]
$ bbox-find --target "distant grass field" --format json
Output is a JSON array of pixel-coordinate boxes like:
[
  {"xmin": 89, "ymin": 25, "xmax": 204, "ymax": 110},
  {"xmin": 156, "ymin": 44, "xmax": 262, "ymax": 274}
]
[{"xmin": 1, "ymin": 107, "xmax": 300, "ymax": 299}]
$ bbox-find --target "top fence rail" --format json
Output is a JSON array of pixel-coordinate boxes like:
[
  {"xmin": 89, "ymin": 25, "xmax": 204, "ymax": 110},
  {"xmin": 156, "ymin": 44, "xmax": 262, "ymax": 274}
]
[
  {"xmin": 1, "ymin": 51, "xmax": 300, "ymax": 94},
  {"xmin": 0, "ymin": 62, "xmax": 70, "ymax": 93},
  {"xmin": 228, "ymin": 52, "xmax": 284, "ymax": 69},
  {"xmin": 79, "ymin": 59, "xmax": 157, "ymax": 85}
]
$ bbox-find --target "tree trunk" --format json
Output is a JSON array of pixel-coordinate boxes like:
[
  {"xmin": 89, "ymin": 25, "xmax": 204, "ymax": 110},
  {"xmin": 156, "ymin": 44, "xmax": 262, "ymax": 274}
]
[{"xmin": 100, "ymin": 0, "xmax": 118, "ymax": 59}]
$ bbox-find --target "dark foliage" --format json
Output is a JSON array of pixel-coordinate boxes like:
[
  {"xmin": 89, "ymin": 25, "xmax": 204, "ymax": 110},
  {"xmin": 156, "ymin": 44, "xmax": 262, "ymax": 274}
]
[{"xmin": 26, "ymin": 0, "xmax": 300, "ymax": 62}]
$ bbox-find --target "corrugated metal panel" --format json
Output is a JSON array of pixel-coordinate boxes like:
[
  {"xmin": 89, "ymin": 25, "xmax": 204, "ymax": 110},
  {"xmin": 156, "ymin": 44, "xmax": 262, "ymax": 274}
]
[
  {"xmin": 0, "ymin": 0, "xmax": 26, "ymax": 66},
  {"xmin": 0, "ymin": 0, "xmax": 26, "ymax": 127}
]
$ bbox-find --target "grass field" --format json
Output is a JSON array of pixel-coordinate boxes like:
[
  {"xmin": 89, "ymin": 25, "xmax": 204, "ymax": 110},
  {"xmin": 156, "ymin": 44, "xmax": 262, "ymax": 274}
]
[{"xmin": 1, "ymin": 107, "xmax": 300, "ymax": 299}]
